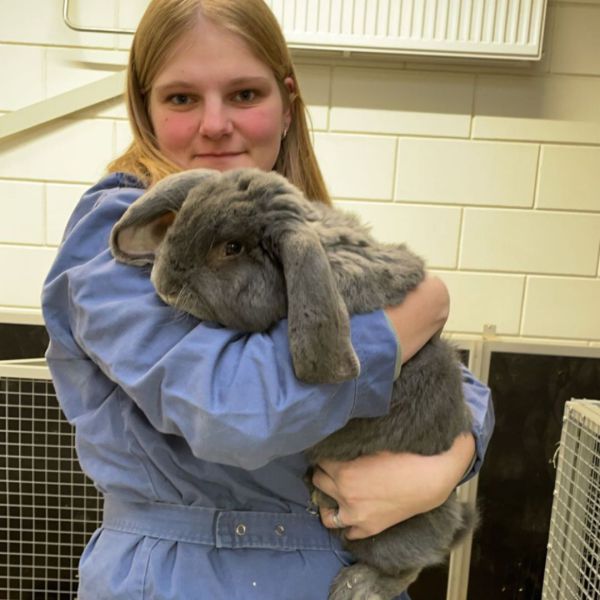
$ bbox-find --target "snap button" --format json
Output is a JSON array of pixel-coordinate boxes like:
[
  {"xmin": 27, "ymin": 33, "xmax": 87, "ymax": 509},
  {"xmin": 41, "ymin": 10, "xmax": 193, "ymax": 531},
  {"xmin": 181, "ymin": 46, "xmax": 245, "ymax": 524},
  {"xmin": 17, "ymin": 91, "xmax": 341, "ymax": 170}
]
[
  {"xmin": 235, "ymin": 523, "xmax": 247, "ymax": 536},
  {"xmin": 274, "ymin": 524, "xmax": 285, "ymax": 536}
]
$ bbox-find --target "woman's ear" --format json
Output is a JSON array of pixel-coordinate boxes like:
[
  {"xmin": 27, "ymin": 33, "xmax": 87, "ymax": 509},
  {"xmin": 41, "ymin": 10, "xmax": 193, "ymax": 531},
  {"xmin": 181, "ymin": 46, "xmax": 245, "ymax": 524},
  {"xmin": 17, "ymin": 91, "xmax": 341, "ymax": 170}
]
[{"xmin": 282, "ymin": 76, "xmax": 296, "ymax": 132}]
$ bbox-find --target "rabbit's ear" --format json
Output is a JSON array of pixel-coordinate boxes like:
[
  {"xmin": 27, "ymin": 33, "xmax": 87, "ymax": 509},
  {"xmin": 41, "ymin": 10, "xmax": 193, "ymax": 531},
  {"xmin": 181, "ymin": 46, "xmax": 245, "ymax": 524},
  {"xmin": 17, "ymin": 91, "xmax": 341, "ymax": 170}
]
[
  {"xmin": 110, "ymin": 169, "xmax": 218, "ymax": 265},
  {"xmin": 277, "ymin": 226, "xmax": 360, "ymax": 384},
  {"xmin": 111, "ymin": 211, "xmax": 177, "ymax": 265}
]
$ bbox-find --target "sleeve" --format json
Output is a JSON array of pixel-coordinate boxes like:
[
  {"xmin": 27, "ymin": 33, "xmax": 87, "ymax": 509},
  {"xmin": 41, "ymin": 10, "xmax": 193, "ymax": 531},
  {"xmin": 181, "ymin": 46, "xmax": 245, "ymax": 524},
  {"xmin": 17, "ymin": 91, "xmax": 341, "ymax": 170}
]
[
  {"xmin": 44, "ymin": 188, "xmax": 399, "ymax": 471},
  {"xmin": 458, "ymin": 364, "xmax": 495, "ymax": 484}
]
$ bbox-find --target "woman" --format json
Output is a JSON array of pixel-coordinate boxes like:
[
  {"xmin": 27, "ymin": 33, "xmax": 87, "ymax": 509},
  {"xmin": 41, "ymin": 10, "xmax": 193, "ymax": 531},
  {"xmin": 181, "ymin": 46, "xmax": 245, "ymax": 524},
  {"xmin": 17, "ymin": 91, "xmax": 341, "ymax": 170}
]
[{"xmin": 42, "ymin": 0, "xmax": 494, "ymax": 598}]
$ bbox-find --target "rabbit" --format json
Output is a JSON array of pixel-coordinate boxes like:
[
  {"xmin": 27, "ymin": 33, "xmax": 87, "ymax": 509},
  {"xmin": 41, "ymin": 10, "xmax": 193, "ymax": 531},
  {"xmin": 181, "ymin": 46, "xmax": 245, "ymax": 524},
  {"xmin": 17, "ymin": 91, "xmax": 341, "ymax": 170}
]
[{"xmin": 110, "ymin": 167, "xmax": 477, "ymax": 600}]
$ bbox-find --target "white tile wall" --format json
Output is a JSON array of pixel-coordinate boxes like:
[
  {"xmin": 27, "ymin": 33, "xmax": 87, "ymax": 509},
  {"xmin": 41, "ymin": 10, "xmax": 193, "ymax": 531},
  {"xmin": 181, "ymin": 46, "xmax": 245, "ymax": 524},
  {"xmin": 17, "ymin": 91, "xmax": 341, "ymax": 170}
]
[
  {"xmin": 0, "ymin": 1, "xmax": 599, "ymax": 347},
  {"xmin": 117, "ymin": 0, "xmax": 150, "ymax": 30},
  {"xmin": 460, "ymin": 209, "xmax": 600, "ymax": 276},
  {"xmin": 314, "ymin": 133, "xmax": 397, "ymax": 200},
  {"xmin": 296, "ymin": 65, "xmax": 330, "ymax": 131},
  {"xmin": 45, "ymin": 48, "xmax": 128, "ymax": 119},
  {"xmin": 46, "ymin": 183, "xmax": 90, "ymax": 246},
  {"xmin": 0, "ymin": 181, "xmax": 45, "ymax": 244},
  {"xmin": 473, "ymin": 74, "xmax": 600, "ymax": 144},
  {"xmin": 436, "ymin": 271, "xmax": 525, "ymax": 335},
  {"xmin": 115, "ymin": 120, "xmax": 133, "ymax": 157},
  {"xmin": 334, "ymin": 201, "xmax": 461, "ymax": 268},
  {"xmin": 395, "ymin": 139, "xmax": 538, "ymax": 206},
  {"xmin": 537, "ymin": 145, "xmax": 600, "ymax": 211},
  {"xmin": 0, "ymin": 246, "xmax": 57, "ymax": 308},
  {"xmin": 0, "ymin": 45, "xmax": 45, "ymax": 111},
  {"xmin": 0, "ymin": 0, "xmax": 118, "ymax": 48},
  {"xmin": 330, "ymin": 68, "xmax": 473, "ymax": 138},
  {"xmin": 77, "ymin": 97, "xmax": 128, "ymax": 121},
  {"xmin": 522, "ymin": 277, "xmax": 600, "ymax": 339},
  {"xmin": 0, "ymin": 118, "xmax": 114, "ymax": 183},
  {"xmin": 551, "ymin": 4, "xmax": 600, "ymax": 76}
]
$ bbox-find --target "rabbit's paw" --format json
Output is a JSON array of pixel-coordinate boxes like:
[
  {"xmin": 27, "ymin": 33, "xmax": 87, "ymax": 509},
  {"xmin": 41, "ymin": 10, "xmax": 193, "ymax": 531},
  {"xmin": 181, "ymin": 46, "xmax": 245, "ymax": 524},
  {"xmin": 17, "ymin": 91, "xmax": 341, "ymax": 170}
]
[{"xmin": 328, "ymin": 564, "xmax": 384, "ymax": 600}]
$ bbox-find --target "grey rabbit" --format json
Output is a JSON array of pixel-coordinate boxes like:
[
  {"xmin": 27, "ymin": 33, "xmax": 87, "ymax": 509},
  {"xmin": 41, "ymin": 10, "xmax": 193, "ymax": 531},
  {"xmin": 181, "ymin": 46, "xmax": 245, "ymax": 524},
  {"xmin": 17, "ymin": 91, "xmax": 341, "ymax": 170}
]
[{"xmin": 110, "ymin": 167, "xmax": 477, "ymax": 600}]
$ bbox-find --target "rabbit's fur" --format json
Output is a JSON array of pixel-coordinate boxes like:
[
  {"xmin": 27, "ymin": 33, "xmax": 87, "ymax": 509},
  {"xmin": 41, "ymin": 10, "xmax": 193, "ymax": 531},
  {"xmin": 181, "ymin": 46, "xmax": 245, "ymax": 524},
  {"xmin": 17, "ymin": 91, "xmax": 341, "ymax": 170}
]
[{"xmin": 111, "ymin": 168, "xmax": 476, "ymax": 600}]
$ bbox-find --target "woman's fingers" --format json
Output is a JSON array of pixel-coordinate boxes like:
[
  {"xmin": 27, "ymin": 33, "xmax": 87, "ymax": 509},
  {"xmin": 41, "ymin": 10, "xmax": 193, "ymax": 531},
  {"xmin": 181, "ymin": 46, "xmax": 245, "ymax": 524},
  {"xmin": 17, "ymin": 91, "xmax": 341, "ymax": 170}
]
[
  {"xmin": 311, "ymin": 464, "xmax": 339, "ymax": 500},
  {"xmin": 312, "ymin": 464, "xmax": 351, "ymax": 531},
  {"xmin": 320, "ymin": 506, "xmax": 347, "ymax": 530}
]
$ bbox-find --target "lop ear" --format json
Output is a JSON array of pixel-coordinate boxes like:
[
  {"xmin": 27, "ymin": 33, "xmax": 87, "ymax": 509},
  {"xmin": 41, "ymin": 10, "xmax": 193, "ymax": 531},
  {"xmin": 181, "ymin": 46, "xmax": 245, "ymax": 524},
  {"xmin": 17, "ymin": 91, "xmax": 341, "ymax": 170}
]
[
  {"xmin": 110, "ymin": 169, "xmax": 219, "ymax": 265},
  {"xmin": 276, "ymin": 226, "xmax": 360, "ymax": 384}
]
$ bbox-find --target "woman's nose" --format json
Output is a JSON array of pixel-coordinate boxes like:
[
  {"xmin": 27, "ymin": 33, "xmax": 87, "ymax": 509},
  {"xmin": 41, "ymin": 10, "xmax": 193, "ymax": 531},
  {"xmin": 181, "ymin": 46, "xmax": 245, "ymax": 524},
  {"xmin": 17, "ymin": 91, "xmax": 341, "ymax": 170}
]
[{"xmin": 198, "ymin": 100, "xmax": 233, "ymax": 139}]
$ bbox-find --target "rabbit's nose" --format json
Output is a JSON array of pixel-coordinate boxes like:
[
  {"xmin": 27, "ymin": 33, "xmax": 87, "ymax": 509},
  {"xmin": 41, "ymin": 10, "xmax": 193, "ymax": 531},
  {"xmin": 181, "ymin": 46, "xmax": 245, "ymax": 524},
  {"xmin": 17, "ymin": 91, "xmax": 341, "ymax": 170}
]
[
  {"xmin": 158, "ymin": 281, "xmax": 182, "ymax": 301},
  {"xmin": 155, "ymin": 287, "xmax": 175, "ymax": 304}
]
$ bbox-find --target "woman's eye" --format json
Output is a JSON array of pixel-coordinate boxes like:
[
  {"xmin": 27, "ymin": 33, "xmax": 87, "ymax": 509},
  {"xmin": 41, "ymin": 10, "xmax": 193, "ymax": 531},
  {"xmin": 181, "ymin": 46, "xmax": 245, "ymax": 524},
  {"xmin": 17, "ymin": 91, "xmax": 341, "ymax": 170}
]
[
  {"xmin": 169, "ymin": 94, "xmax": 192, "ymax": 106},
  {"xmin": 224, "ymin": 241, "xmax": 244, "ymax": 256},
  {"xmin": 234, "ymin": 89, "xmax": 257, "ymax": 103}
]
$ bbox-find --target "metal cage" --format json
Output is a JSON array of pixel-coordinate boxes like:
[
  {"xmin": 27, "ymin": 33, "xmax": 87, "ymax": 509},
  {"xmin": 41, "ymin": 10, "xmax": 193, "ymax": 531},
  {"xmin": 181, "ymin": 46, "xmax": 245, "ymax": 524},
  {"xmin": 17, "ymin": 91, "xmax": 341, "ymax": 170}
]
[
  {"xmin": 543, "ymin": 399, "xmax": 600, "ymax": 599},
  {"xmin": 0, "ymin": 360, "xmax": 102, "ymax": 599}
]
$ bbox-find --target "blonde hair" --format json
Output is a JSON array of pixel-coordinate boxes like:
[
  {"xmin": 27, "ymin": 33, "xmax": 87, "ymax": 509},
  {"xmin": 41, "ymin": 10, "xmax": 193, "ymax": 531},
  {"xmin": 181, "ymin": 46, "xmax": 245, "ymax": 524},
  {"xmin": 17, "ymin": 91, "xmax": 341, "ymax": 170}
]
[{"xmin": 108, "ymin": 0, "xmax": 331, "ymax": 204}]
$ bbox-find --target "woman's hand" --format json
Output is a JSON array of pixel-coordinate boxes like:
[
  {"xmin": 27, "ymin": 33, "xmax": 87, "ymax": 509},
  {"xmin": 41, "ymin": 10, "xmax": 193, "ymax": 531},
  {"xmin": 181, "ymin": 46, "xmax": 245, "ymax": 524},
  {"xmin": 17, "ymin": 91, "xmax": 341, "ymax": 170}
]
[{"xmin": 312, "ymin": 432, "xmax": 475, "ymax": 540}]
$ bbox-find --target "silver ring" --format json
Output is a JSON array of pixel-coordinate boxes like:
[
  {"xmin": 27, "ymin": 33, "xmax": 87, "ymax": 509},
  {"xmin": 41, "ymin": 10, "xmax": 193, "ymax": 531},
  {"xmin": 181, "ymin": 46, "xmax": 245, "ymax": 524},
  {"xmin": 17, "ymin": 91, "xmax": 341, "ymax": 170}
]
[{"xmin": 331, "ymin": 511, "xmax": 344, "ymax": 529}]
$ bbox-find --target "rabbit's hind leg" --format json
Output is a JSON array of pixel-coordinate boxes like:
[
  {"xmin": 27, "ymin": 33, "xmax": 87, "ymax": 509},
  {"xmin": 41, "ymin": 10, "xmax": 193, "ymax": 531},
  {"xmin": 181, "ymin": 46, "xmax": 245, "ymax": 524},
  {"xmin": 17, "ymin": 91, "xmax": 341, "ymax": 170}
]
[{"xmin": 328, "ymin": 564, "xmax": 419, "ymax": 600}]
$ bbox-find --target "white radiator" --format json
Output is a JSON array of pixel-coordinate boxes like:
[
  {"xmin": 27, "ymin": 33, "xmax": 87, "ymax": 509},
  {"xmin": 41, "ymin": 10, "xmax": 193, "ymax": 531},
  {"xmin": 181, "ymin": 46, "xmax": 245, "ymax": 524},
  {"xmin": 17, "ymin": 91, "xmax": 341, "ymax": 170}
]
[{"xmin": 265, "ymin": 0, "xmax": 548, "ymax": 60}]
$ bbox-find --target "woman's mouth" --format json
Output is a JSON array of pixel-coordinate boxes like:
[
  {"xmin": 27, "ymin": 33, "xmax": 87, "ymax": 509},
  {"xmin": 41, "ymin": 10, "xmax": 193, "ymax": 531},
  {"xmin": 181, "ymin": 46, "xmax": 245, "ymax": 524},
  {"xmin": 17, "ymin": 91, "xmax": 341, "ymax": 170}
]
[
  {"xmin": 194, "ymin": 152, "xmax": 244, "ymax": 159},
  {"xmin": 191, "ymin": 152, "xmax": 247, "ymax": 171}
]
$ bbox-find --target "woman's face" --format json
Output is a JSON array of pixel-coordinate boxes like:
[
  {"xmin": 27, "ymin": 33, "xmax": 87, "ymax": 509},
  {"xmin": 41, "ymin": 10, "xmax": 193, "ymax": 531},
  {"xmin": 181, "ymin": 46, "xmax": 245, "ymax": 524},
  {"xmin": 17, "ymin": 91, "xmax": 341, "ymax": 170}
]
[{"xmin": 148, "ymin": 15, "xmax": 293, "ymax": 173}]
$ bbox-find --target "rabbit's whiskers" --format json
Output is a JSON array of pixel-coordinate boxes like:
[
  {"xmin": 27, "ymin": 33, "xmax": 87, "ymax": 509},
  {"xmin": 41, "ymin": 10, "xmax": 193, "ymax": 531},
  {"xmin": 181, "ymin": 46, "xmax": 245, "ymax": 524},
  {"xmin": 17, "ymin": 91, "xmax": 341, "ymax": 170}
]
[{"xmin": 175, "ymin": 285, "xmax": 192, "ymax": 310}]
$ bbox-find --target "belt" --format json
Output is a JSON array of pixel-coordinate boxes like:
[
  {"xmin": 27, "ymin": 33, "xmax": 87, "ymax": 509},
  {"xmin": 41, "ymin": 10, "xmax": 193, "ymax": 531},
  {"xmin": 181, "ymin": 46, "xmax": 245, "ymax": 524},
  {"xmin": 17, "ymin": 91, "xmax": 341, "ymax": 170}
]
[{"xmin": 102, "ymin": 495, "xmax": 342, "ymax": 552}]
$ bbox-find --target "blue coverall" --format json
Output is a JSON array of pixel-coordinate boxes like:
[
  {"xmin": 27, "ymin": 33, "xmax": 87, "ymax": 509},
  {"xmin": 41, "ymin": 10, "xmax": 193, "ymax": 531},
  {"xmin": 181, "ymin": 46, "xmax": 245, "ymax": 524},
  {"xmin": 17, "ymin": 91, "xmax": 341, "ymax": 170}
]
[{"xmin": 42, "ymin": 173, "xmax": 494, "ymax": 600}]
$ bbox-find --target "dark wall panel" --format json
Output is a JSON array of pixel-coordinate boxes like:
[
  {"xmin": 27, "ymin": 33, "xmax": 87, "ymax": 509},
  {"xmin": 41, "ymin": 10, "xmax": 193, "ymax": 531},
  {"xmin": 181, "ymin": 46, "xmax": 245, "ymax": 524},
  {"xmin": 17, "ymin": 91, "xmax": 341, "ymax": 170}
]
[
  {"xmin": 468, "ymin": 351, "xmax": 600, "ymax": 600},
  {"xmin": 0, "ymin": 324, "xmax": 48, "ymax": 360}
]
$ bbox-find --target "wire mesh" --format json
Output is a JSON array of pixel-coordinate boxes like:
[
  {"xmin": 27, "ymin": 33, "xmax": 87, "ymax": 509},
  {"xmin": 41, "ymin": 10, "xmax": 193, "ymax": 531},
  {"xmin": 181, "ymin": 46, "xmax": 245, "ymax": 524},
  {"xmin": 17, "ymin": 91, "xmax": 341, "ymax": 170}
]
[
  {"xmin": 543, "ymin": 400, "xmax": 600, "ymax": 600},
  {"xmin": 0, "ymin": 376, "xmax": 102, "ymax": 600}
]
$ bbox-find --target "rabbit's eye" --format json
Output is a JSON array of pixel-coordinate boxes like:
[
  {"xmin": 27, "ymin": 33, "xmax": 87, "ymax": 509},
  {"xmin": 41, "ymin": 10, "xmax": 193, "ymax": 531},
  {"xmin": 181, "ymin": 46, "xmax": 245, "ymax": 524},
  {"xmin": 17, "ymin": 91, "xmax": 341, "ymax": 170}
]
[{"xmin": 224, "ymin": 241, "xmax": 243, "ymax": 256}]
